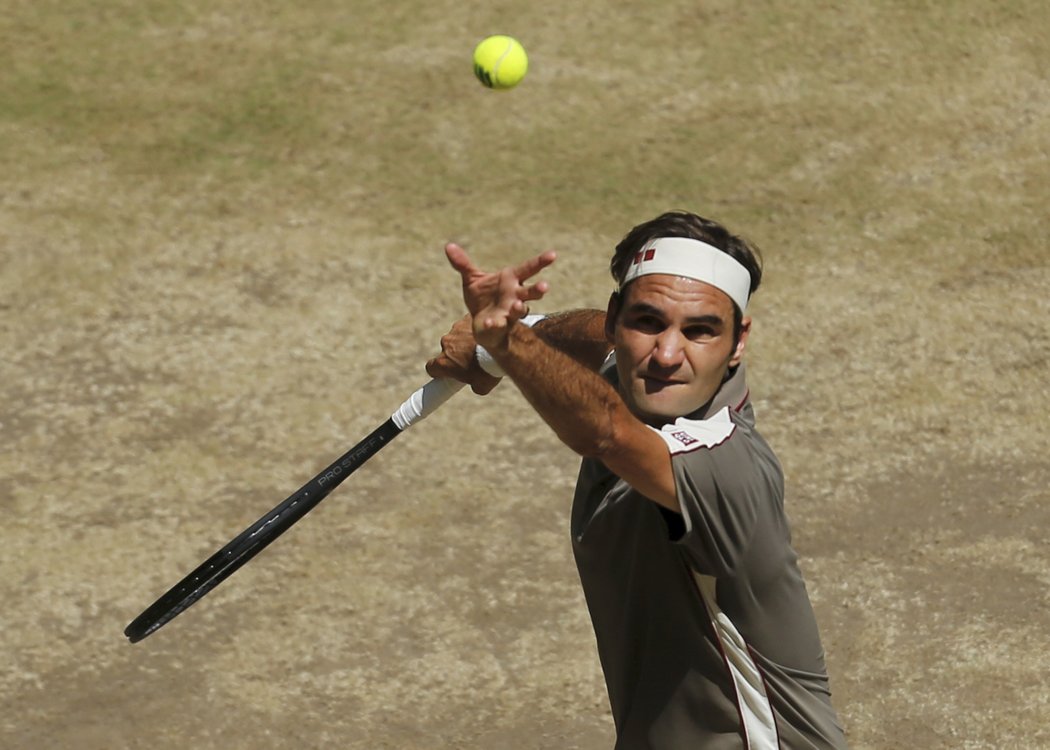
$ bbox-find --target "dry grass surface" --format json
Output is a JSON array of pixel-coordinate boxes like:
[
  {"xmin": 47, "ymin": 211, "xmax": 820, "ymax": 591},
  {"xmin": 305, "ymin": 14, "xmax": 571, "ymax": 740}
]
[{"xmin": 2, "ymin": 1, "xmax": 1048, "ymax": 748}]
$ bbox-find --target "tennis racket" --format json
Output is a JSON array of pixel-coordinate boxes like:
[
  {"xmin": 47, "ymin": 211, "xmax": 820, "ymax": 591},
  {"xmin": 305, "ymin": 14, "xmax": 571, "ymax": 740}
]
[{"xmin": 124, "ymin": 378, "xmax": 464, "ymax": 643}]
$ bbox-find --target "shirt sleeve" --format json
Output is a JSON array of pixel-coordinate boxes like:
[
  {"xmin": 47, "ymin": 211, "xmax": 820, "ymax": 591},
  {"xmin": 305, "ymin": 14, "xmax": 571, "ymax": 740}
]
[{"xmin": 649, "ymin": 410, "xmax": 763, "ymax": 576}]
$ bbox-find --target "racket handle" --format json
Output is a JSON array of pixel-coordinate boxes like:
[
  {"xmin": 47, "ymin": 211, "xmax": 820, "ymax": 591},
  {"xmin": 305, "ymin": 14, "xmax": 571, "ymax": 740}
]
[{"xmin": 391, "ymin": 378, "xmax": 465, "ymax": 430}]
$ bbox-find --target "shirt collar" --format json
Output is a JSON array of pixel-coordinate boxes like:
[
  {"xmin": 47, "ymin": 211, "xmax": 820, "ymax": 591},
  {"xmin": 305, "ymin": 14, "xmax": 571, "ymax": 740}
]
[{"xmin": 685, "ymin": 361, "xmax": 750, "ymax": 422}]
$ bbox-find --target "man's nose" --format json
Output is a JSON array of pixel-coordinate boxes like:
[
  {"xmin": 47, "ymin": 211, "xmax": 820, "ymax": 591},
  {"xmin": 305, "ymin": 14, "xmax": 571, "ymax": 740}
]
[{"xmin": 652, "ymin": 329, "xmax": 685, "ymax": 368}]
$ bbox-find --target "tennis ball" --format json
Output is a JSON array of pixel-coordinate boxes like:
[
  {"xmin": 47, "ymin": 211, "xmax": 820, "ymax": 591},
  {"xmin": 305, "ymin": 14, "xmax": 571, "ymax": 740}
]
[{"xmin": 472, "ymin": 35, "xmax": 528, "ymax": 90}]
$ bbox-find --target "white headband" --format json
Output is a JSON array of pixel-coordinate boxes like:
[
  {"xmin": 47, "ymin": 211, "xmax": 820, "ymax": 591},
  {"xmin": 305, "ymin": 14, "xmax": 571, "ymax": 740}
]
[{"xmin": 620, "ymin": 236, "xmax": 752, "ymax": 312}]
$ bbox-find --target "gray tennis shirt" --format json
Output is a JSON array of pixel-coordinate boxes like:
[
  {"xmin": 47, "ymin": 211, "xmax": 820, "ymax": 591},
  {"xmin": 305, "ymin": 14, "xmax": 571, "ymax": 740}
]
[{"xmin": 571, "ymin": 362, "xmax": 847, "ymax": 749}]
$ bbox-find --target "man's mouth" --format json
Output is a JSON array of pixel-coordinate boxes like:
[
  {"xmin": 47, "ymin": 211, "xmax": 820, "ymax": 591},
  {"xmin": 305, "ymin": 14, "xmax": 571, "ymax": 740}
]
[{"xmin": 641, "ymin": 374, "xmax": 682, "ymax": 390}]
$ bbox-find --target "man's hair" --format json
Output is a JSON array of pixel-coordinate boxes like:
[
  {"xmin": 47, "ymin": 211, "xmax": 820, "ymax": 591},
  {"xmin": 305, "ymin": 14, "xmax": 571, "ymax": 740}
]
[{"xmin": 609, "ymin": 211, "xmax": 764, "ymax": 340}]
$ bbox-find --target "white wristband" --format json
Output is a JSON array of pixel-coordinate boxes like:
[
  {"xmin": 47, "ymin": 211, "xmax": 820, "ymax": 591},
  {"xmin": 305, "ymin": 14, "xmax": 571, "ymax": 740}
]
[{"xmin": 475, "ymin": 314, "xmax": 547, "ymax": 378}]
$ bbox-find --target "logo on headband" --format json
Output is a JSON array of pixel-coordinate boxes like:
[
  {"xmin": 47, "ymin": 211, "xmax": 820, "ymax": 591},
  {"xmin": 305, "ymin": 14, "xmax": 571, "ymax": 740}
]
[{"xmin": 632, "ymin": 248, "xmax": 656, "ymax": 265}]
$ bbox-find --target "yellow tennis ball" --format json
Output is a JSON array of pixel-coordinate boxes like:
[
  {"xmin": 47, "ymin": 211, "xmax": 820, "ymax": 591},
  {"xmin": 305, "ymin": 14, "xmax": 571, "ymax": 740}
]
[{"xmin": 472, "ymin": 35, "xmax": 528, "ymax": 90}]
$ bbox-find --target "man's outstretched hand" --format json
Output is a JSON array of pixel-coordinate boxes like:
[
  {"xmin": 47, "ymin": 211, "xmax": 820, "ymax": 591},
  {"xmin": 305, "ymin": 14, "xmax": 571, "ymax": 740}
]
[{"xmin": 444, "ymin": 242, "xmax": 556, "ymax": 352}]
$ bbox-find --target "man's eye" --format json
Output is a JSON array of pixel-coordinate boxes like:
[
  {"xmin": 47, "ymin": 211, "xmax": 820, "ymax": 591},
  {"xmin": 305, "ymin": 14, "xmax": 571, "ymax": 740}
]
[
  {"xmin": 685, "ymin": 326, "xmax": 715, "ymax": 339},
  {"xmin": 632, "ymin": 316, "xmax": 664, "ymax": 332}
]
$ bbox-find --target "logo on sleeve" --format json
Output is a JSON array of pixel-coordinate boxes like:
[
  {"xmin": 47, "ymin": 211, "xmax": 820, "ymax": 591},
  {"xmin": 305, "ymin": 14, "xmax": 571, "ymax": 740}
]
[
  {"xmin": 653, "ymin": 409, "xmax": 736, "ymax": 455},
  {"xmin": 670, "ymin": 430, "xmax": 698, "ymax": 447}
]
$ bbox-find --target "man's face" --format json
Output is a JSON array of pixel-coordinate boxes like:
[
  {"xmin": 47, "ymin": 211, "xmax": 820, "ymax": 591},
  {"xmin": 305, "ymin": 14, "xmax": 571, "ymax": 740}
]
[{"xmin": 607, "ymin": 274, "xmax": 749, "ymax": 425}]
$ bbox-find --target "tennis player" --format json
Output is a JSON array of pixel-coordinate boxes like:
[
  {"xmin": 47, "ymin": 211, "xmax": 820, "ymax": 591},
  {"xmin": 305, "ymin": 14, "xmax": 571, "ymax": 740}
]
[{"xmin": 431, "ymin": 211, "xmax": 848, "ymax": 749}]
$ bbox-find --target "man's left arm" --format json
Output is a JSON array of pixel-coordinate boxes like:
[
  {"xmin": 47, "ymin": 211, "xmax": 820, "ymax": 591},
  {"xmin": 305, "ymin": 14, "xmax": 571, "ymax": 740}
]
[
  {"xmin": 445, "ymin": 243, "xmax": 681, "ymax": 514},
  {"xmin": 492, "ymin": 324, "xmax": 681, "ymax": 513},
  {"xmin": 426, "ymin": 309, "xmax": 611, "ymax": 394}
]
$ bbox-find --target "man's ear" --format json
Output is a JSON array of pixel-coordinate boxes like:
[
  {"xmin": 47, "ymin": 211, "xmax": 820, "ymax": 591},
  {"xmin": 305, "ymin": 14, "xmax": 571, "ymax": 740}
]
[
  {"xmin": 729, "ymin": 316, "xmax": 751, "ymax": 367},
  {"xmin": 605, "ymin": 292, "xmax": 621, "ymax": 343}
]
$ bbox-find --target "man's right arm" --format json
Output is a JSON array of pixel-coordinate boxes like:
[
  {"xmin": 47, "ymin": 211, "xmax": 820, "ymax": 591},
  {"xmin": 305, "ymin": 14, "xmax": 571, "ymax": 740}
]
[{"xmin": 533, "ymin": 309, "xmax": 611, "ymax": 371}]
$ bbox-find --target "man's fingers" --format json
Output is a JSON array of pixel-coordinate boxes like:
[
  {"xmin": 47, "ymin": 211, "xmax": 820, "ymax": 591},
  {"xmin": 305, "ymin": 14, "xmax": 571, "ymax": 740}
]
[
  {"xmin": 425, "ymin": 355, "xmax": 501, "ymax": 396},
  {"xmin": 445, "ymin": 243, "xmax": 477, "ymax": 277},
  {"xmin": 446, "ymin": 244, "xmax": 553, "ymax": 348},
  {"xmin": 448, "ymin": 244, "xmax": 555, "ymax": 287},
  {"xmin": 425, "ymin": 351, "xmax": 476, "ymax": 380},
  {"xmin": 470, "ymin": 378, "xmax": 500, "ymax": 396},
  {"xmin": 512, "ymin": 250, "xmax": 557, "ymax": 282},
  {"xmin": 518, "ymin": 280, "xmax": 550, "ymax": 302},
  {"xmin": 424, "ymin": 357, "xmax": 441, "ymax": 378}
]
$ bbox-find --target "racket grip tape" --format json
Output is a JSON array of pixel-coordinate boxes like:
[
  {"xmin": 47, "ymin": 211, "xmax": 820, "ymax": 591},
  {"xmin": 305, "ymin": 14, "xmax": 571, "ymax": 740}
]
[{"xmin": 391, "ymin": 378, "xmax": 465, "ymax": 430}]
